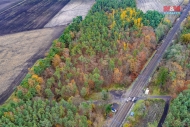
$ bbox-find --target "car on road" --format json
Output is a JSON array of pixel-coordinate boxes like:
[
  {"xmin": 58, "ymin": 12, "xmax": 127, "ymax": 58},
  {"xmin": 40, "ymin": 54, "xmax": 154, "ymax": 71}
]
[
  {"xmin": 128, "ymin": 97, "xmax": 132, "ymax": 101},
  {"xmin": 126, "ymin": 97, "xmax": 132, "ymax": 102},
  {"xmin": 132, "ymin": 97, "xmax": 138, "ymax": 102}
]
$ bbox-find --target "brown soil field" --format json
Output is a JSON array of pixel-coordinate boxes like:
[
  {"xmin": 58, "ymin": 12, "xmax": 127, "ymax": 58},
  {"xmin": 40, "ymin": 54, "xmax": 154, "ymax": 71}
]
[
  {"xmin": 45, "ymin": 0, "xmax": 95, "ymax": 27},
  {"xmin": 0, "ymin": 0, "xmax": 70, "ymax": 35},
  {"xmin": 0, "ymin": 26, "xmax": 66, "ymax": 104},
  {"xmin": 0, "ymin": 0, "xmax": 22, "ymax": 11},
  {"xmin": 0, "ymin": 0, "xmax": 95, "ymax": 105}
]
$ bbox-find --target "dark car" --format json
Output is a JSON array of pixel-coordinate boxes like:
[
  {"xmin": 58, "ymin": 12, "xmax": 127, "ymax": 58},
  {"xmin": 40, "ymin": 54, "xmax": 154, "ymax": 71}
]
[
  {"xmin": 132, "ymin": 97, "xmax": 138, "ymax": 102},
  {"xmin": 111, "ymin": 103, "xmax": 119, "ymax": 113}
]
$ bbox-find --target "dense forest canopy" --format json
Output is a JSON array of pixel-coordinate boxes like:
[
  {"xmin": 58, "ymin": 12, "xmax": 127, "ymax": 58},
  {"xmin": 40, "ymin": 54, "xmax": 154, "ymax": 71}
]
[
  {"xmin": 164, "ymin": 90, "xmax": 190, "ymax": 127},
  {"xmin": 0, "ymin": 0, "xmax": 164, "ymax": 126},
  {"xmin": 163, "ymin": 16, "xmax": 190, "ymax": 127}
]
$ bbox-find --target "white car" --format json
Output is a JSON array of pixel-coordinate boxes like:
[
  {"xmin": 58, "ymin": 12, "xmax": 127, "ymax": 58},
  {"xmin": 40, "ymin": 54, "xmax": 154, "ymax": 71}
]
[
  {"xmin": 128, "ymin": 97, "xmax": 132, "ymax": 101},
  {"xmin": 132, "ymin": 97, "xmax": 138, "ymax": 102}
]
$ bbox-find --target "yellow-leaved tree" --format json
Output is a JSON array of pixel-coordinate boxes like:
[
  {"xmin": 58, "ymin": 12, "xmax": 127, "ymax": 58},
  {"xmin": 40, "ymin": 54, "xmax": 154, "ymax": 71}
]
[
  {"xmin": 52, "ymin": 54, "xmax": 61, "ymax": 68},
  {"xmin": 181, "ymin": 33, "xmax": 190, "ymax": 44}
]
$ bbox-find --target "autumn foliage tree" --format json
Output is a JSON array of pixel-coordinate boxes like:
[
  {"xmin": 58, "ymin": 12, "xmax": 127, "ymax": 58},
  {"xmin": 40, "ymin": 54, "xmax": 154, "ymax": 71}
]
[
  {"xmin": 52, "ymin": 54, "xmax": 61, "ymax": 68},
  {"xmin": 0, "ymin": 0, "xmax": 161, "ymax": 125},
  {"xmin": 113, "ymin": 68, "xmax": 122, "ymax": 83},
  {"xmin": 181, "ymin": 33, "xmax": 190, "ymax": 44}
]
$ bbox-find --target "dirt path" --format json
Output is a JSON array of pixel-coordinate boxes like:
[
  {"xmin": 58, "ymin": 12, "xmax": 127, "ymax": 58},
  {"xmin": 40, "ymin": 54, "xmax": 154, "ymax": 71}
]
[{"xmin": 0, "ymin": 26, "xmax": 66, "ymax": 104}]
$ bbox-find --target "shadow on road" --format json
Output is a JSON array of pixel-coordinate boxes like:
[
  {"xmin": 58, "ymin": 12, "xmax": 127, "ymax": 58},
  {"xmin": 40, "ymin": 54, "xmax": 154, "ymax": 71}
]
[
  {"xmin": 157, "ymin": 97, "xmax": 171, "ymax": 127},
  {"xmin": 139, "ymin": 95, "xmax": 171, "ymax": 127}
]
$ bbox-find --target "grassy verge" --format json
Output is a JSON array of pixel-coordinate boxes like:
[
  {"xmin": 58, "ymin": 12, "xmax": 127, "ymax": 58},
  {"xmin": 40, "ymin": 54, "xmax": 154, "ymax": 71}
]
[
  {"xmin": 124, "ymin": 100, "xmax": 145, "ymax": 126},
  {"xmin": 108, "ymin": 84, "xmax": 126, "ymax": 90},
  {"xmin": 86, "ymin": 83, "xmax": 126, "ymax": 100},
  {"xmin": 123, "ymin": 99, "xmax": 165, "ymax": 127},
  {"xmin": 85, "ymin": 92, "xmax": 102, "ymax": 100}
]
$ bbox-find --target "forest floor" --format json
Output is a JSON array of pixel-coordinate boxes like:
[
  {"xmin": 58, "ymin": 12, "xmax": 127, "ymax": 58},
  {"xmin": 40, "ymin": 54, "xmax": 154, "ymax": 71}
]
[{"xmin": 136, "ymin": 0, "xmax": 184, "ymax": 12}]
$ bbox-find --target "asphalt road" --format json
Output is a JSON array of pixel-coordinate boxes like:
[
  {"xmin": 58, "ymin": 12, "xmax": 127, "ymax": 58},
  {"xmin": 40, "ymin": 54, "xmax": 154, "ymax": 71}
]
[
  {"xmin": 0, "ymin": 0, "xmax": 70, "ymax": 35},
  {"xmin": 110, "ymin": 2, "xmax": 190, "ymax": 127}
]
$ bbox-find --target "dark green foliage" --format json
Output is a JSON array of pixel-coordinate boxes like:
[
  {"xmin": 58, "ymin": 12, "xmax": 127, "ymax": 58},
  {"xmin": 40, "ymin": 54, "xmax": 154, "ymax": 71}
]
[
  {"xmin": 164, "ymin": 44, "xmax": 183, "ymax": 61},
  {"xmin": 91, "ymin": 0, "xmax": 136, "ymax": 13},
  {"xmin": 46, "ymin": 77, "xmax": 55, "ymax": 88},
  {"xmin": 59, "ymin": 27, "xmax": 72, "ymax": 44},
  {"xmin": 143, "ymin": 10, "xmax": 164, "ymax": 29},
  {"xmin": 0, "ymin": 0, "xmax": 163, "ymax": 126},
  {"xmin": 20, "ymin": 74, "xmax": 32, "ymax": 89},
  {"xmin": 59, "ymin": 16, "xmax": 83, "ymax": 45},
  {"xmin": 16, "ymin": 90, "xmax": 23, "ymax": 99},
  {"xmin": 155, "ymin": 20, "xmax": 172, "ymax": 42},
  {"xmin": 71, "ymin": 16, "xmax": 83, "ymax": 32},
  {"xmin": 91, "ymin": 68, "xmax": 103, "ymax": 91},
  {"xmin": 33, "ymin": 58, "xmax": 51, "ymax": 75},
  {"xmin": 81, "ymin": 87, "xmax": 87, "ymax": 97},
  {"xmin": 45, "ymin": 88, "xmax": 54, "ymax": 98},
  {"xmin": 102, "ymin": 90, "xmax": 109, "ymax": 100},
  {"xmin": 105, "ymin": 104, "xmax": 112, "ymax": 115},
  {"xmin": 155, "ymin": 67, "xmax": 169, "ymax": 87},
  {"xmin": 164, "ymin": 90, "xmax": 190, "ymax": 127},
  {"xmin": 109, "ymin": 59, "xmax": 115, "ymax": 70},
  {"xmin": 182, "ymin": 28, "xmax": 190, "ymax": 34},
  {"xmin": 0, "ymin": 99, "xmax": 88, "ymax": 126}
]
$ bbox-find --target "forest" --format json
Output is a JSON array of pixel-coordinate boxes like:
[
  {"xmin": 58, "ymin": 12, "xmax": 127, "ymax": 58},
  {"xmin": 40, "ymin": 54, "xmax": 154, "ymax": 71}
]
[
  {"xmin": 163, "ymin": 17, "xmax": 190, "ymax": 127},
  {"xmin": 152, "ymin": 17, "xmax": 190, "ymax": 97},
  {"xmin": 147, "ymin": 17, "xmax": 190, "ymax": 126},
  {"xmin": 0, "ymin": 0, "xmax": 165, "ymax": 126},
  {"xmin": 164, "ymin": 90, "xmax": 190, "ymax": 126}
]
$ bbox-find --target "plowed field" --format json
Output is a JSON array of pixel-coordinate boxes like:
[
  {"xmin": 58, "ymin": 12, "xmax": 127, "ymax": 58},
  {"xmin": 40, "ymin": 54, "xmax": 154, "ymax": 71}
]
[{"xmin": 0, "ymin": 0, "xmax": 70, "ymax": 35}]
